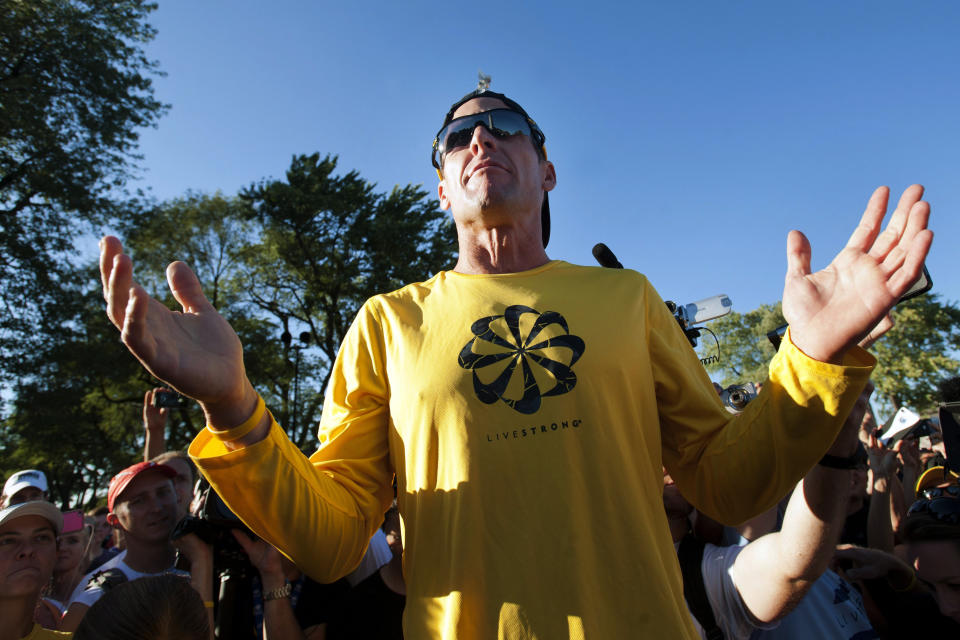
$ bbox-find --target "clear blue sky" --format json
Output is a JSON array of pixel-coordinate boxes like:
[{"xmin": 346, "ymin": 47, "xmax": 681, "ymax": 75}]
[{"xmin": 134, "ymin": 1, "xmax": 959, "ymax": 316}]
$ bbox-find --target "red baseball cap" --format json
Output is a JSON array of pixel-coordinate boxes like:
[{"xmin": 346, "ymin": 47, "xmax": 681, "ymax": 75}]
[{"xmin": 107, "ymin": 461, "xmax": 176, "ymax": 512}]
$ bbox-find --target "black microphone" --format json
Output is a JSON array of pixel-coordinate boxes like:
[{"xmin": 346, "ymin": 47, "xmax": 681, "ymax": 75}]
[{"xmin": 592, "ymin": 243, "xmax": 623, "ymax": 269}]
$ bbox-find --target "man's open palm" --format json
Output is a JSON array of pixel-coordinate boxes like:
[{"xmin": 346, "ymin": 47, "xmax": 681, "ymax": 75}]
[
  {"xmin": 783, "ymin": 185, "xmax": 932, "ymax": 363},
  {"xmin": 100, "ymin": 236, "xmax": 251, "ymax": 419}
]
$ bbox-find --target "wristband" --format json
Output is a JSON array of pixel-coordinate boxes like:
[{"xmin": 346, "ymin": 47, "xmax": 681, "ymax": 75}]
[
  {"xmin": 818, "ymin": 453, "xmax": 859, "ymax": 470},
  {"xmin": 207, "ymin": 394, "xmax": 267, "ymax": 442},
  {"xmin": 203, "ymin": 600, "xmax": 214, "ymax": 609},
  {"xmin": 263, "ymin": 582, "xmax": 292, "ymax": 601}
]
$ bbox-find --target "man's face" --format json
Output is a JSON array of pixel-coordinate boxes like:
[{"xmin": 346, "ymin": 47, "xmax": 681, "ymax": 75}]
[
  {"xmin": 0, "ymin": 515, "xmax": 57, "ymax": 599},
  {"xmin": 7, "ymin": 486, "xmax": 44, "ymax": 506},
  {"xmin": 437, "ymin": 97, "xmax": 555, "ymax": 229},
  {"xmin": 110, "ymin": 470, "xmax": 178, "ymax": 544}
]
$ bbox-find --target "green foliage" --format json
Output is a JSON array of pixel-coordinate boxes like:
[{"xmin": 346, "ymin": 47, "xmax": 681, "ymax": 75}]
[
  {"xmin": 870, "ymin": 294, "xmax": 960, "ymax": 415},
  {"xmin": 1, "ymin": 273, "xmax": 151, "ymax": 508},
  {"xmin": 239, "ymin": 153, "xmax": 457, "ymax": 445},
  {"xmin": 698, "ymin": 295, "xmax": 960, "ymax": 419},
  {"xmin": 120, "ymin": 191, "xmax": 254, "ymax": 309},
  {"xmin": 698, "ymin": 303, "xmax": 785, "ymax": 386},
  {"xmin": 0, "ymin": 0, "xmax": 166, "ymax": 377},
  {"xmin": 1, "ymin": 2, "xmax": 458, "ymax": 506}
]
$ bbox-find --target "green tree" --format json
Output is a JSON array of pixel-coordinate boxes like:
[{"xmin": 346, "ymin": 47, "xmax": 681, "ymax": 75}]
[
  {"xmin": 870, "ymin": 294, "xmax": 960, "ymax": 415},
  {"xmin": 118, "ymin": 192, "xmax": 296, "ymax": 449},
  {"xmin": 699, "ymin": 296, "xmax": 960, "ymax": 418},
  {"xmin": 0, "ymin": 0, "xmax": 166, "ymax": 376},
  {"xmin": 239, "ymin": 153, "xmax": 457, "ymax": 446},
  {"xmin": 0, "ymin": 270, "xmax": 149, "ymax": 508},
  {"xmin": 697, "ymin": 302, "xmax": 786, "ymax": 386}
]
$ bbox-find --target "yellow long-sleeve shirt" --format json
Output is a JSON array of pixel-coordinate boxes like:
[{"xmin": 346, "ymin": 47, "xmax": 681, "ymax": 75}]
[{"xmin": 190, "ymin": 261, "xmax": 873, "ymax": 639}]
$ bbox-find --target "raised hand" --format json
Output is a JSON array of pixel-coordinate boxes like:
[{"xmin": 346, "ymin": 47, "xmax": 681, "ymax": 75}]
[
  {"xmin": 100, "ymin": 236, "xmax": 257, "ymax": 428},
  {"xmin": 865, "ymin": 431, "xmax": 903, "ymax": 479},
  {"xmin": 833, "ymin": 544, "xmax": 916, "ymax": 589},
  {"xmin": 783, "ymin": 185, "xmax": 933, "ymax": 363},
  {"xmin": 232, "ymin": 530, "xmax": 287, "ymax": 583},
  {"xmin": 143, "ymin": 388, "xmax": 169, "ymax": 432}
]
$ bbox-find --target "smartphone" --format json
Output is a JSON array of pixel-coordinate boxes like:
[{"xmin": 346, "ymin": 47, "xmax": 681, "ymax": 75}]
[
  {"xmin": 938, "ymin": 401, "xmax": 960, "ymax": 476},
  {"xmin": 61, "ymin": 510, "xmax": 84, "ymax": 534},
  {"xmin": 153, "ymin": 390, "xmax": 185, "ymax": 408},
  {"xmin": 898, "ymin": 265, "xmax": 933, "ymax": 303}
]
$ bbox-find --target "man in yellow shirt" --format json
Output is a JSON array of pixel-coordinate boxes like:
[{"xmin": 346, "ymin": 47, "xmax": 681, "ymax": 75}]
[{"xmin": 99, "ymin": 89, "xmax": 932, "ymax": 638}]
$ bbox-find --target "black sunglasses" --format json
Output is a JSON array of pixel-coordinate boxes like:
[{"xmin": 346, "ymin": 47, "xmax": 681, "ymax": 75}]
[
  {"xmin": 431, "ymin": 109, "xmax": 545, "ymax": 171},
  {"xmin": 907, "ymin": 495, "xmax": 960, "ymax": 524}
]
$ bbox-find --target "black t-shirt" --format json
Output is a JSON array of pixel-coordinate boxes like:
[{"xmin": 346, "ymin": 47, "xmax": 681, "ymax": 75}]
[
  {"xmin": 324, "ymin": 569, "xmax": 405, "ymax": 639},
  {"xmin": 294, "ymin": 575, "xmax": 353, "ymax": 630}
]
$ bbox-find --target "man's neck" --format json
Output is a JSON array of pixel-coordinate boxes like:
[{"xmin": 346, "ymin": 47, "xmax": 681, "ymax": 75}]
[
  {"xmin": 122, "ymin": 536, "xmax": 175, "ymax": 573},
  {"xmin": 0, "ymin": 598, "xmax": 33, "ymax": 640},
  {"xmin": 454, "ymin": 227, "xmax": 549, "ymax": 275},
  {"xmin": 452, "ymin": 209, "xmax": 549, "ymax": 275}
]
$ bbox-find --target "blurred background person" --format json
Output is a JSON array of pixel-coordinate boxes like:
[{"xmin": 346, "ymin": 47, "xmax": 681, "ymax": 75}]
[
  {"xmin": 40, "ymin": 511, "xmax": 95, "ymax": 622},
  {"xmin": 2, "ymin": 470, "xmax": 49, "ymax": 508},
  {"xmin": 150, "ymin": 451, "xmax": 195, "ymax": 522},
  {"xmin": 83, "ymin": 508, "xmax": 117, "ymax": 574},
  {"xmin": 143, "ymin": 387, "xmax": 197, "ymax": 521}
]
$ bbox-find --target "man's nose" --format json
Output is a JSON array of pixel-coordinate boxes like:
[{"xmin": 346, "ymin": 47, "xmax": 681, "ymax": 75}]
[{"xmin": 469, "ymin": 123, "xmax": 497, "ymax": 154}]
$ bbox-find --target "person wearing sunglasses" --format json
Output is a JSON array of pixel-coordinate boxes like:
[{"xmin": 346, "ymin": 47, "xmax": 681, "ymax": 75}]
[
  {"xmin": 833, "ymin": 486, "xmax": 960, "ymax": 632},
  {"xmin": 98, "ymin": 87, "xmax": 932, "ymax": 639}
]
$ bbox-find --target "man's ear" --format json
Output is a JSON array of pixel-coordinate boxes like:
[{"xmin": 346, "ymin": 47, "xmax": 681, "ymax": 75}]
[
  {"xmin": 541, "ymin": 160, "xmax": 557, "ymax": 193},
  {"xmin": 438, "ymin": 179, "xmax": 451, "ymax": 211},
  {"xmin": 106, "ymin": 513, "xmax": 120, "ymax": 528}
]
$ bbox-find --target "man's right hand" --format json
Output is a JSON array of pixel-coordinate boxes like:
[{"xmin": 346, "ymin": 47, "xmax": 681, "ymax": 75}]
[{"xmin": 100, "ymin": 236, "xmax": 258, "ymax": 430}]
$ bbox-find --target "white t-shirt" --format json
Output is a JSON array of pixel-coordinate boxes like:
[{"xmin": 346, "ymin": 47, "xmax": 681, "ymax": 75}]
[
  {"xmin": 345, "ymin": 529, "xmax": 393, "ymax": 586},
  {"xmin": 748, "ymin": 569, "xmax": 877, "ymax": 640},
  {"xmin": 686, "ymin": 542, "xmax": 779, "ymax": 640},
  {"xmin": 67, "ymin": 550, "xmax": 187, "ymax": 609}
]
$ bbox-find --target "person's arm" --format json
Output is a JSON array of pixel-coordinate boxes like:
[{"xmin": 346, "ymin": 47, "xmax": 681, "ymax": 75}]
[
  {"xmin": 143, "ymin": 387, "xmax": 169, "ymax": 461},
  {"xmin": 233, "ymin": 531, "xmax": 312, "ymax": 640},
  {"xmin": 189, "ymin": 303, "xmax": 394, "ymax": 582},
  {"xmin": 834, "ymin": 544, "xmax": 919, "ymax": 591},
  {"xmin": 100, "ymin": 237, "xmax": 391, "ymax": 583},
  {"xmin": 660, "ymin": 186, "xmax": 930, "ymax": 524},
  {"xmin": 726, "ymin": 384, "xmax": 871, "ymax": 623},
  {"xmin": 898, "ymin": 437, "xmax": 922, "ymax": 506},
  {"xmin": 865, "ymin": 432, "xmax": 899, "ymax": 552},
  {"xmin": 174, "ymin": 533, "xmax": 216, "ymax": 640}
]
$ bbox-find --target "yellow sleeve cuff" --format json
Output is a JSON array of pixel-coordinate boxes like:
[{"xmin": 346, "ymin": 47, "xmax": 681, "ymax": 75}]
[{"xmin": 205, "ymin": 393, "xmax": 268, "ymax": 442}]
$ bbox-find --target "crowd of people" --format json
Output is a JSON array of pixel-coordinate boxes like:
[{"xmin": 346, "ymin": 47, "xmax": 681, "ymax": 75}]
[
  {"xmin": 3, "ymin": 371, "xmax": 959, "ymax": 638},
  {"xmin": 1, "ymin": 388, "xmax": 406, "ymax": 639},
  {"xmin": 3, "ymin": 88, "xmax": 954, "ymax": 639}
]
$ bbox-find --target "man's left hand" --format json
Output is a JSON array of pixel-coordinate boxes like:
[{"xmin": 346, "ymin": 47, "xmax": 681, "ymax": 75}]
[{"xmin": 783, "ymin": 185, "xmax": 932, "ymax": 364}]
